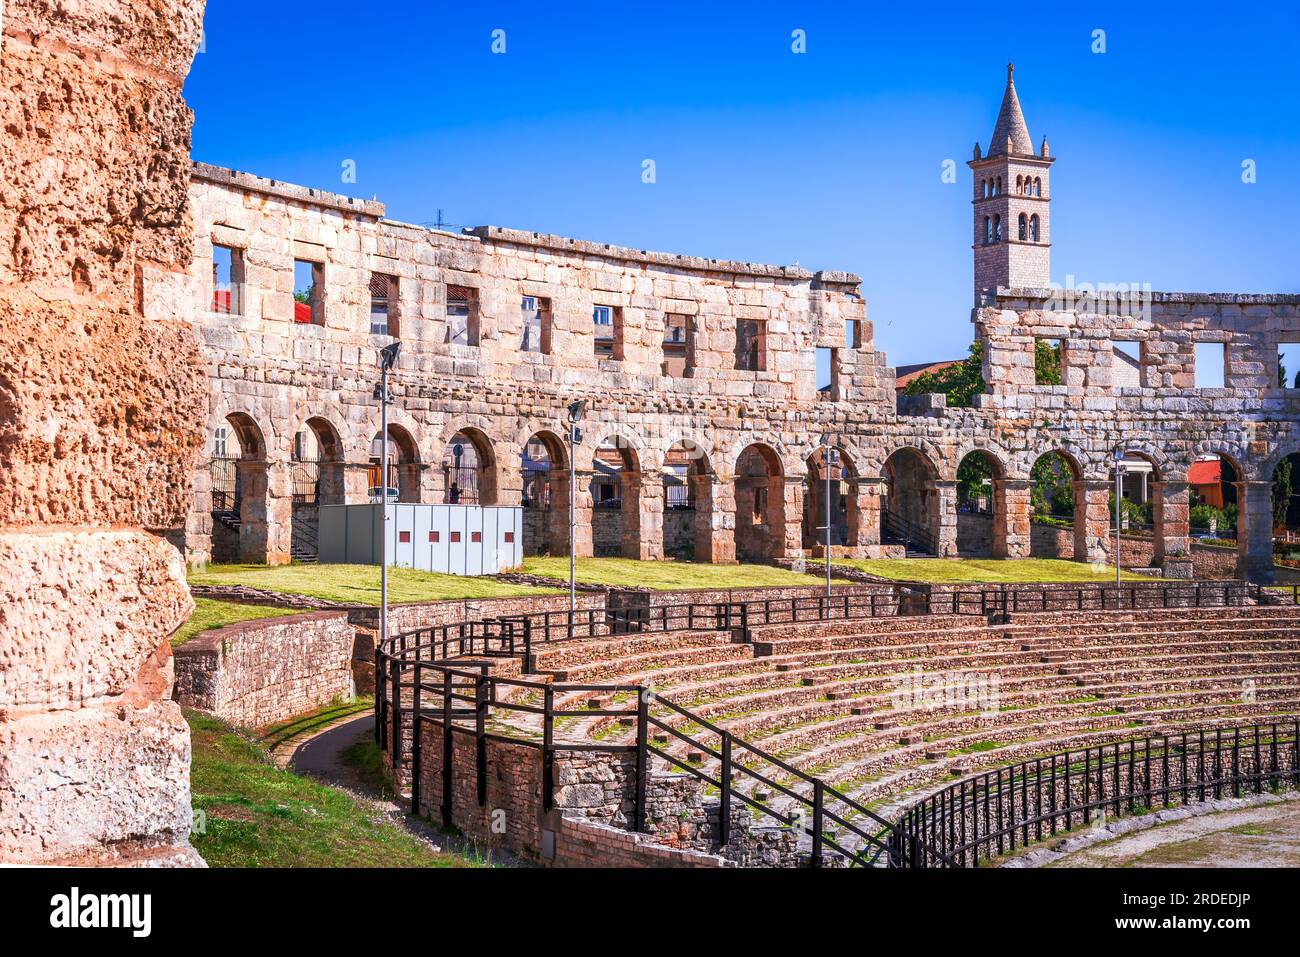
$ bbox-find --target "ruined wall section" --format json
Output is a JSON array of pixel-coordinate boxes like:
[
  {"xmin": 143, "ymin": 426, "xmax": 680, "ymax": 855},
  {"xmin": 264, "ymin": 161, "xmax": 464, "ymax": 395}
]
[{"xmin": 0, "ymin": 0, "xmax": 208, "ymax": 865}]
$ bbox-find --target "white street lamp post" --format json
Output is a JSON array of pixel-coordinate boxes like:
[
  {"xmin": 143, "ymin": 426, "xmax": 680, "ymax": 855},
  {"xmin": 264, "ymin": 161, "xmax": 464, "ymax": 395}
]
[{"xmin": 822, "ymin": 436, "xmax": 836, "ymax": 605}]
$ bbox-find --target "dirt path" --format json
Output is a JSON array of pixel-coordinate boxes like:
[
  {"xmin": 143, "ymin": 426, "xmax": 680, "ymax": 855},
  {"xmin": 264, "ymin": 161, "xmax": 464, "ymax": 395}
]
[{"xmin": 284, "ymin": 710, "xmax": 528, "ymax": 867}]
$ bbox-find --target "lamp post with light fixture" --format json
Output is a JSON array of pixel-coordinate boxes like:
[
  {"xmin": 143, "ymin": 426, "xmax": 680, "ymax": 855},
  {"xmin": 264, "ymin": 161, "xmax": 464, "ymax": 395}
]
[
  {"xmin": 374, "ymin": 342, "xmax": 401, "ymax": 651},
  {"xmin": 1113, "ymin": 446, "xmax": 1127, "ymax": 591},
  {"xmin": 565, "ymin": 400, "xmax": 587, "ymax": 627}
]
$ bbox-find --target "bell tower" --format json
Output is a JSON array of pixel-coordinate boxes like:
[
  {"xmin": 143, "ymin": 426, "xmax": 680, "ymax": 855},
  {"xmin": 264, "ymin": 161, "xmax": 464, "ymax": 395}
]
[{"xmin": 969, "ymin": 63, "xmax": 1053, "ymax": 305}]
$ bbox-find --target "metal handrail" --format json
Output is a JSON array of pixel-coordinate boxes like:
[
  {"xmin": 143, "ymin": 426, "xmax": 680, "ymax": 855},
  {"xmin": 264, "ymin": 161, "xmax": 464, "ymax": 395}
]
[{"xmin": 892, "ymin": 719, "xmax": 1300, "ymax": 867}]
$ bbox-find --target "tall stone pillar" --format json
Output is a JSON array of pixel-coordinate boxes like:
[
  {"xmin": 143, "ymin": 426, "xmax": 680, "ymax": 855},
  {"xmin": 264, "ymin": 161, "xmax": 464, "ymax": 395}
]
[
  {"xmin": 848, "ymin": 477, "xmax": 882, "ymax": 554},
  {"xmin": 781, "ymin": 476, "xmax": 805, "ymax": 559},
  {"xmin": 1236, "ymin": 481, "xmax": 1276, "ymax": 584},
  {"xmin": 0, "ymin": 0, "xmax": 208, "ymax": 866},
  {"xmin": 692, "ymin": 473, "xmax": 736, "ymax": 564},
  {"xmin": 934, "ymin": 480, "xmax": 960, "ymax": 557},
  {"xmin": 318, "ymin": 460, "xmax": 347, "ymax": 505},
  {"xmin": 572, "ymin": 469, "xmax": 594, "ymax": 558},
  {"xmin": 993, "ymin": 478, "xmax": 1032, "ymax": 559},
  {"xmin": 401, "ymin": 462, "xmax": 426, "ymax": 503},
  {"xmin": 623, "ymin": 471, "xmax": 663, "ymax": 560},
  {"xmin": 344, "ymin": 462, "xmax": 373, "ymax": 503},
  {"xmin": 496, "ymin": 463, "xmax": 523, "ymax": 508},
  {"xmin": 1073, "ymin": 479, "xmax": 1111, "ymax": 565},
  {"xmin": 185, "ymin": 464, "xmax": 215, "ymax": 568},
  {"xmin": 546, "ymin": 472, "xmax": 571, "ymax": 556},
  {"xmin": 1151, "ymin": 481, "xmax": 1191, "ymax": 573},
  {"xmin": 236, "ymin": 460, "xmax": 292, "ymax": 565}
]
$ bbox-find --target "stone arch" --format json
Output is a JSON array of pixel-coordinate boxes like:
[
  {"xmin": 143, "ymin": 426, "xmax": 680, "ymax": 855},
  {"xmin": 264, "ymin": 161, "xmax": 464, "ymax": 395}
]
[
  {"xmin": 520, "ymin": 429, "xmax": 570, "ymax": 557},
  {"xmin": 588, "ymin": 432, "xmax": 645, "ymax": 558},
  {"xmin": 662, "ymin": 437, "xmax": 716, "ymax": 561},
  {"xmin": 734, "ymin": 442, "xmax": 787, "ymax": 562},
  {"xmin": 881, "ymin": 446, "xmax": 944, "ymax": 556},
  {"xmin": 210, "ymin": 411, "xmax": 280, "ymax": 564},
  {"xmin": 285, "ymin": 415, "xmax": 346, "ymax": 563},
  {"xmin": 1028, "ymin": 448, "xmax": 1094, "ymax": 561},
  {"xmin": 802, "ymin": 441, "xmax": 860, "ymax": 553},
  {"xmin": 370, "ymin": 422, "xmax": 422, "ymax": 503},
  {"xmin": 441, "ymin": 425, "xmax": 499, "ymax": 505},
  {"xmin": 953, "ymin": 448, "xmax": 1006, "ymax": 557}
]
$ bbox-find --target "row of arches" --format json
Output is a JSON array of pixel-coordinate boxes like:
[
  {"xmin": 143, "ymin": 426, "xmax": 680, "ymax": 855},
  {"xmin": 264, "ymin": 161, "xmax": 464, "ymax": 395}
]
[{"xmin": 205, "ymin": 409, "xmax": 1293, "ymax": 579}]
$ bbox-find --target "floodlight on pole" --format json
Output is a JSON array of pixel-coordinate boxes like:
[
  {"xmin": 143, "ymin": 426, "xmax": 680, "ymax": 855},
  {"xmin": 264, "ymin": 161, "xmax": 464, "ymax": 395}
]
[
  {"xmin": 821, "ymin": 435, "xmax": 837, "ymax": 605},
  {"xmin": 376, "ymin": 342, "xmax": 401, "ymax": 655},
  {"xmin": 1113, "ymin": 446, "xmax": 1126, "ymax": 591},
  {"xmin": 565, "ymin": 399, "xmax": 587, "ymax": 629}
]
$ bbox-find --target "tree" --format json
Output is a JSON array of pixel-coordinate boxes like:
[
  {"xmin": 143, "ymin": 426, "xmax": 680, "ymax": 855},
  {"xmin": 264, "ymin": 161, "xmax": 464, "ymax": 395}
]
[
  {"xmin": 904, "ymin": 341, "xmax": 986, "ymax": 407},
  {"xmin": 1274, "ymin": 455, "xmax": 1294, "ymax": 529},
  {"xmin": 1034, "ymin": 339, "xmax": 1062, "ymax": 385}
]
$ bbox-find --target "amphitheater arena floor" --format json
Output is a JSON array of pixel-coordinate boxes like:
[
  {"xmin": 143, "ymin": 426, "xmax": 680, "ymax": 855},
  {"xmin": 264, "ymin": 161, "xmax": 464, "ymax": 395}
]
[{"xmin": 1045, "ymin": 801, "xmax": 1300, "ymax": 868}]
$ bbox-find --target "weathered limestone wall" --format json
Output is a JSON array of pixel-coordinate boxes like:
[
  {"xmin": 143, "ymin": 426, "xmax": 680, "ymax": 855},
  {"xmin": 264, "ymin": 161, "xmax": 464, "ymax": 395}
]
[
  {"xmin": 172, "ymin": 612, "xmax": 355, "ymax": 727},
  {"xmin": 0, "ymin": 1, "xmax": 208, "ymax": 865},
  {"xmin": 184, "ymin": 162, "xmax": 1300, "ymax": 581}
]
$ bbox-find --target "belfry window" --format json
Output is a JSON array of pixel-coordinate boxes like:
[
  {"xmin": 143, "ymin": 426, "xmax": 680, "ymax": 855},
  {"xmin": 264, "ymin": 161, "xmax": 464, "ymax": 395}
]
[
  {"xmin": 1018, "ymin": 214, "xmax": 1028, "ymax": 241},
  {"xmin": 993, "ymin": 215, "xmax": 1002, "ymax": 242},
  {"xmin": 1029, "ymin": 214, "xmax": 1040, "ymax": 242}
]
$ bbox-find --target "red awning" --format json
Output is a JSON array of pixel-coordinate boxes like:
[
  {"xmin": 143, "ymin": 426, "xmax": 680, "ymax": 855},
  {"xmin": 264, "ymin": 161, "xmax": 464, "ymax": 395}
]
[{"xmin": 294, "ymin": 301, "xmax": 312, "ymax": 324}]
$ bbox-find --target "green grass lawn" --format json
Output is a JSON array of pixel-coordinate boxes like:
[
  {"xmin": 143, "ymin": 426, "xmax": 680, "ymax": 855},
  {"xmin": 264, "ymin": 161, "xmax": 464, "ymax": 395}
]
[
  {"xmin": 189, "ymin": 562, "xmax": 562, "ymax": 605},
  {"xmin": 187, "ymin": 709, "xmax": 475, "ymax": 867},
  {"xmin": 172, "ymin": 597, "xmax": 307, "ymax": 647},
  {"xmin": 832, "ymin": 557, "xmax": 1155, "ymax": 584},
  {"xmin": 519, "ymin": 556, "xmax": 844, "ymax": 590}
]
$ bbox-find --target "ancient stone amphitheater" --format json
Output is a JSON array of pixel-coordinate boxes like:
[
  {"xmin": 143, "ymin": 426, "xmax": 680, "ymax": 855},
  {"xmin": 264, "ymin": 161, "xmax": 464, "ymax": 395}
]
[{"xmin": 378, "ymin": 583, "xmax": 1300, "ymax": 867}]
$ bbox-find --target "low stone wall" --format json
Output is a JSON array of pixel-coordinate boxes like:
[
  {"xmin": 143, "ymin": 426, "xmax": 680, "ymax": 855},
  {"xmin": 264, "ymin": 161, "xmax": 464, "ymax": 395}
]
[
  {"xmin": 173, "ymin": 611, "xmax": 355, "ymax": 727},
  {"xmin": 412, "ymin": 718, "xmax": 799, "ymax": 867}
]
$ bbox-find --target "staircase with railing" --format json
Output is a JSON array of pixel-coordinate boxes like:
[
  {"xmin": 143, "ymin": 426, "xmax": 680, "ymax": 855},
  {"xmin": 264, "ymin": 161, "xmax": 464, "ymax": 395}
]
[{"xmin": 882, "ymin": 506, "xmax": 936, "ymax": 556}]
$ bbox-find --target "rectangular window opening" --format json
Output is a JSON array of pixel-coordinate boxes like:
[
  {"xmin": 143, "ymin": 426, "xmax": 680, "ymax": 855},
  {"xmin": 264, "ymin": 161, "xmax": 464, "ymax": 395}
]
[
  {"xmin": 1034, "ymin": 338, "xmax": 1063, "ymax": 385},
  {"xmin": 1279, "ymin": 341, "xmax": 1300, "ymax": 389},
  {"xmin": 735, "ymin": 319, "xmax": 766, "ymax": 372},
  {"xmin": 450, "ymin": 531, "xmax": 462, "ymax": 543},
  {"xmin": 370, "ymin": 272, "xmax": 398, "ymax": 337},
  {"xmin": 503, "ymin": 531, "xmax": 515, "ymax": 543},
  {"xmin": 1112, "ymin": 339, "xmax": 1143, "ymax": 388},
  {"xmin": 662, "ymin": 312, "xmax": 694, "ymax": 376},
  {"xmin": 593, "ymin": 305, "xmax": 623, "ymax": 360},
  {"xmin": 1194, "ymin": 341, "xmax": 1227, "ymax": 389},
  {"xmin": 816, "ymin": 346, "xmax": 837, "ymax": 399},
  {"xmin": 446, "ymin": 285, "xmax": 480, "ymax": 346},
  {"xmin": 521, "ymin": 295, "xmax": 553, "ymax": 354},
  {"xmin": 471, "ymin": 531, "xmax": 482, "ymax": 543},
  {"xmin": 429, "ymin": 531, "xmax": 440, "ymax": 543},
  {"xmin": 398, "ymin": 531, "xmax": 411, "ymax": 544},
  {"xmin": 212, "ymin": 244, "xmax": 245, "ymax": 315},
  {"xmin": 293, "ymin": 259, "xmax": 324, "ymax": 325}
]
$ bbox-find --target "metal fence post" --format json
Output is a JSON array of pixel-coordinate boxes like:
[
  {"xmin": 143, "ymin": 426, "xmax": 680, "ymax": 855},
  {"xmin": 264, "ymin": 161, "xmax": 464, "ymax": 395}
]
[
  {"xmin": 720, "ymin": 733, "xmax": 732, "ymax": 848},
  {"xmin": 475, "ymin": 671, "xmax": 488, "ymax": 807},
  {"xmin": 810, "ymin": 780, "xmax": 824, "ymax": 868},
  {"xmin": 441, "ymin": 670, "xmax": 453, "ymax": 829},
  {"xmin": 635, "ymin": 687, "xmax": 649, "ymax": 833},
  {"xmin": 410, "ymin": 662, "xmax": 423, "ymax": 815},
  {"xmin": 542, "ymin": 685, "xmax": 555, "ymax": 812}
]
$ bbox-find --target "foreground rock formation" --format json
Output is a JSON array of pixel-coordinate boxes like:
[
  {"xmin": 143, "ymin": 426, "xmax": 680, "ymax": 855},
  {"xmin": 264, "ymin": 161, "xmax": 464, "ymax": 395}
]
[{"xmin": 0, "ymin": 1, "xmax": 208, "ymax": 865}]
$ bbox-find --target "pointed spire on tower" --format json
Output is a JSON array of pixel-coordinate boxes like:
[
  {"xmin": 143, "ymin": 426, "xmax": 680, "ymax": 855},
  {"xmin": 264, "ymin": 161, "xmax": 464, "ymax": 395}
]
[{"xmin": 988, "ymin": 61, "xmax": 1033, "ymax": 156}]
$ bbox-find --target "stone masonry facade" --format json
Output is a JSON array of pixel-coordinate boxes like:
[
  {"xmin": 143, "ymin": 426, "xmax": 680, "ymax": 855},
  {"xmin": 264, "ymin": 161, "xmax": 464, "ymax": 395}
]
[
  {"xmin": 0, "ymin": 0, "xmax": 208, "ymax": 865},
  {"xmin": 169, "ymin": 65, "xmax": 1299, "ymax": 584}
]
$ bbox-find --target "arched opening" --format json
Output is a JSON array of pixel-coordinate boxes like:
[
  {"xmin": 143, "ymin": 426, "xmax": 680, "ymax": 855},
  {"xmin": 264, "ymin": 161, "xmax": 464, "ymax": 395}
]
[
  {"xmin": 734, "ymin": 443, "xmax": 785, "ymax": 562},
  {"xmin": 882, "ymin": 448, "xmax": 940, "ymax": 555},
  {"xmin": 442, "ymin": 428, "xmax": 497, "ymax": 505},
  {"xmin": 954, "ymin": 450, "xmax": 1004, "ymax": 557},
  {"xmin": 663, "ymin": 440, "xmax": 712, "ymax": 561},
  {"xmin": 369, "ymin": 425, "xmax": 421, "ymax": 503},
  {"xmin": 1033, "ymin": 177, "xmax": 1041, "ymax": 196},
  {"xmin": 521, "ymin": 431, "xmax": 568, "ymax": 556},
  {"xmin": 1018, "ymin": 213, "xmax": 1028, "ymax": 241},
  {"xmin": 1028, "ymin": 450, "xmax": 1083, "ymax": 558},
  {"xmin": 984, "ymin": 216, "xmax": 992, "ymax": 244},
  {"xmin": 591, "ymin": 436, "xmax": 641, "ymax": 558},
  {"xmin": 1029, "ymin": 214, "xmax": 1040, "ymax": 241},
  {"xmin": 1274, "ymin": 452, "xmax": 1300, "ymax": 546},
  {"xmin": 210, "ymin": 413, "xmax": 267, "ymax": 562},
  {"xmin": 802, "ymin": 445, "xmax": 857, "ymax": 555},
  {"xmin": 993, "ymin": 215, "xmax": 1002, "ymax": 242},
  {"xmin": 289, "ymin": 417, "xmax": 343, "ymax": 562},
  {"xmin": 1188, "ymin": 453, "xmax": 1241, "ymax": 542}
]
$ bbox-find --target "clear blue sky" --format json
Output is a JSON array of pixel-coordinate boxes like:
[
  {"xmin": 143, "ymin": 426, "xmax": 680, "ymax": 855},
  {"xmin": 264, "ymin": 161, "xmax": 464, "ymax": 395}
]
[{"xmin": 186, "ymin": 0, "xmax": 1299, "ymax": 369}]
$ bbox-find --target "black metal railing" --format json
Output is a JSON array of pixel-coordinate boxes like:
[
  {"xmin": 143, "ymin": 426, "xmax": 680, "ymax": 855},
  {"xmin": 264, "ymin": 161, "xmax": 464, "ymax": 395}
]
[
  {"xmin": 372, "ymin": 580, "xmax": 1286, "ymax": 868},
  {"xmin": 382, "ymin": 649, "xmax": 950, "ymax": 868},
  {"xmin": 882, "ymin": 507, "xmax": 937, "ymax": 555},
  {"xmin": 891, "ymin": 719, "xmax": 1300, "ymax": 867}
]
